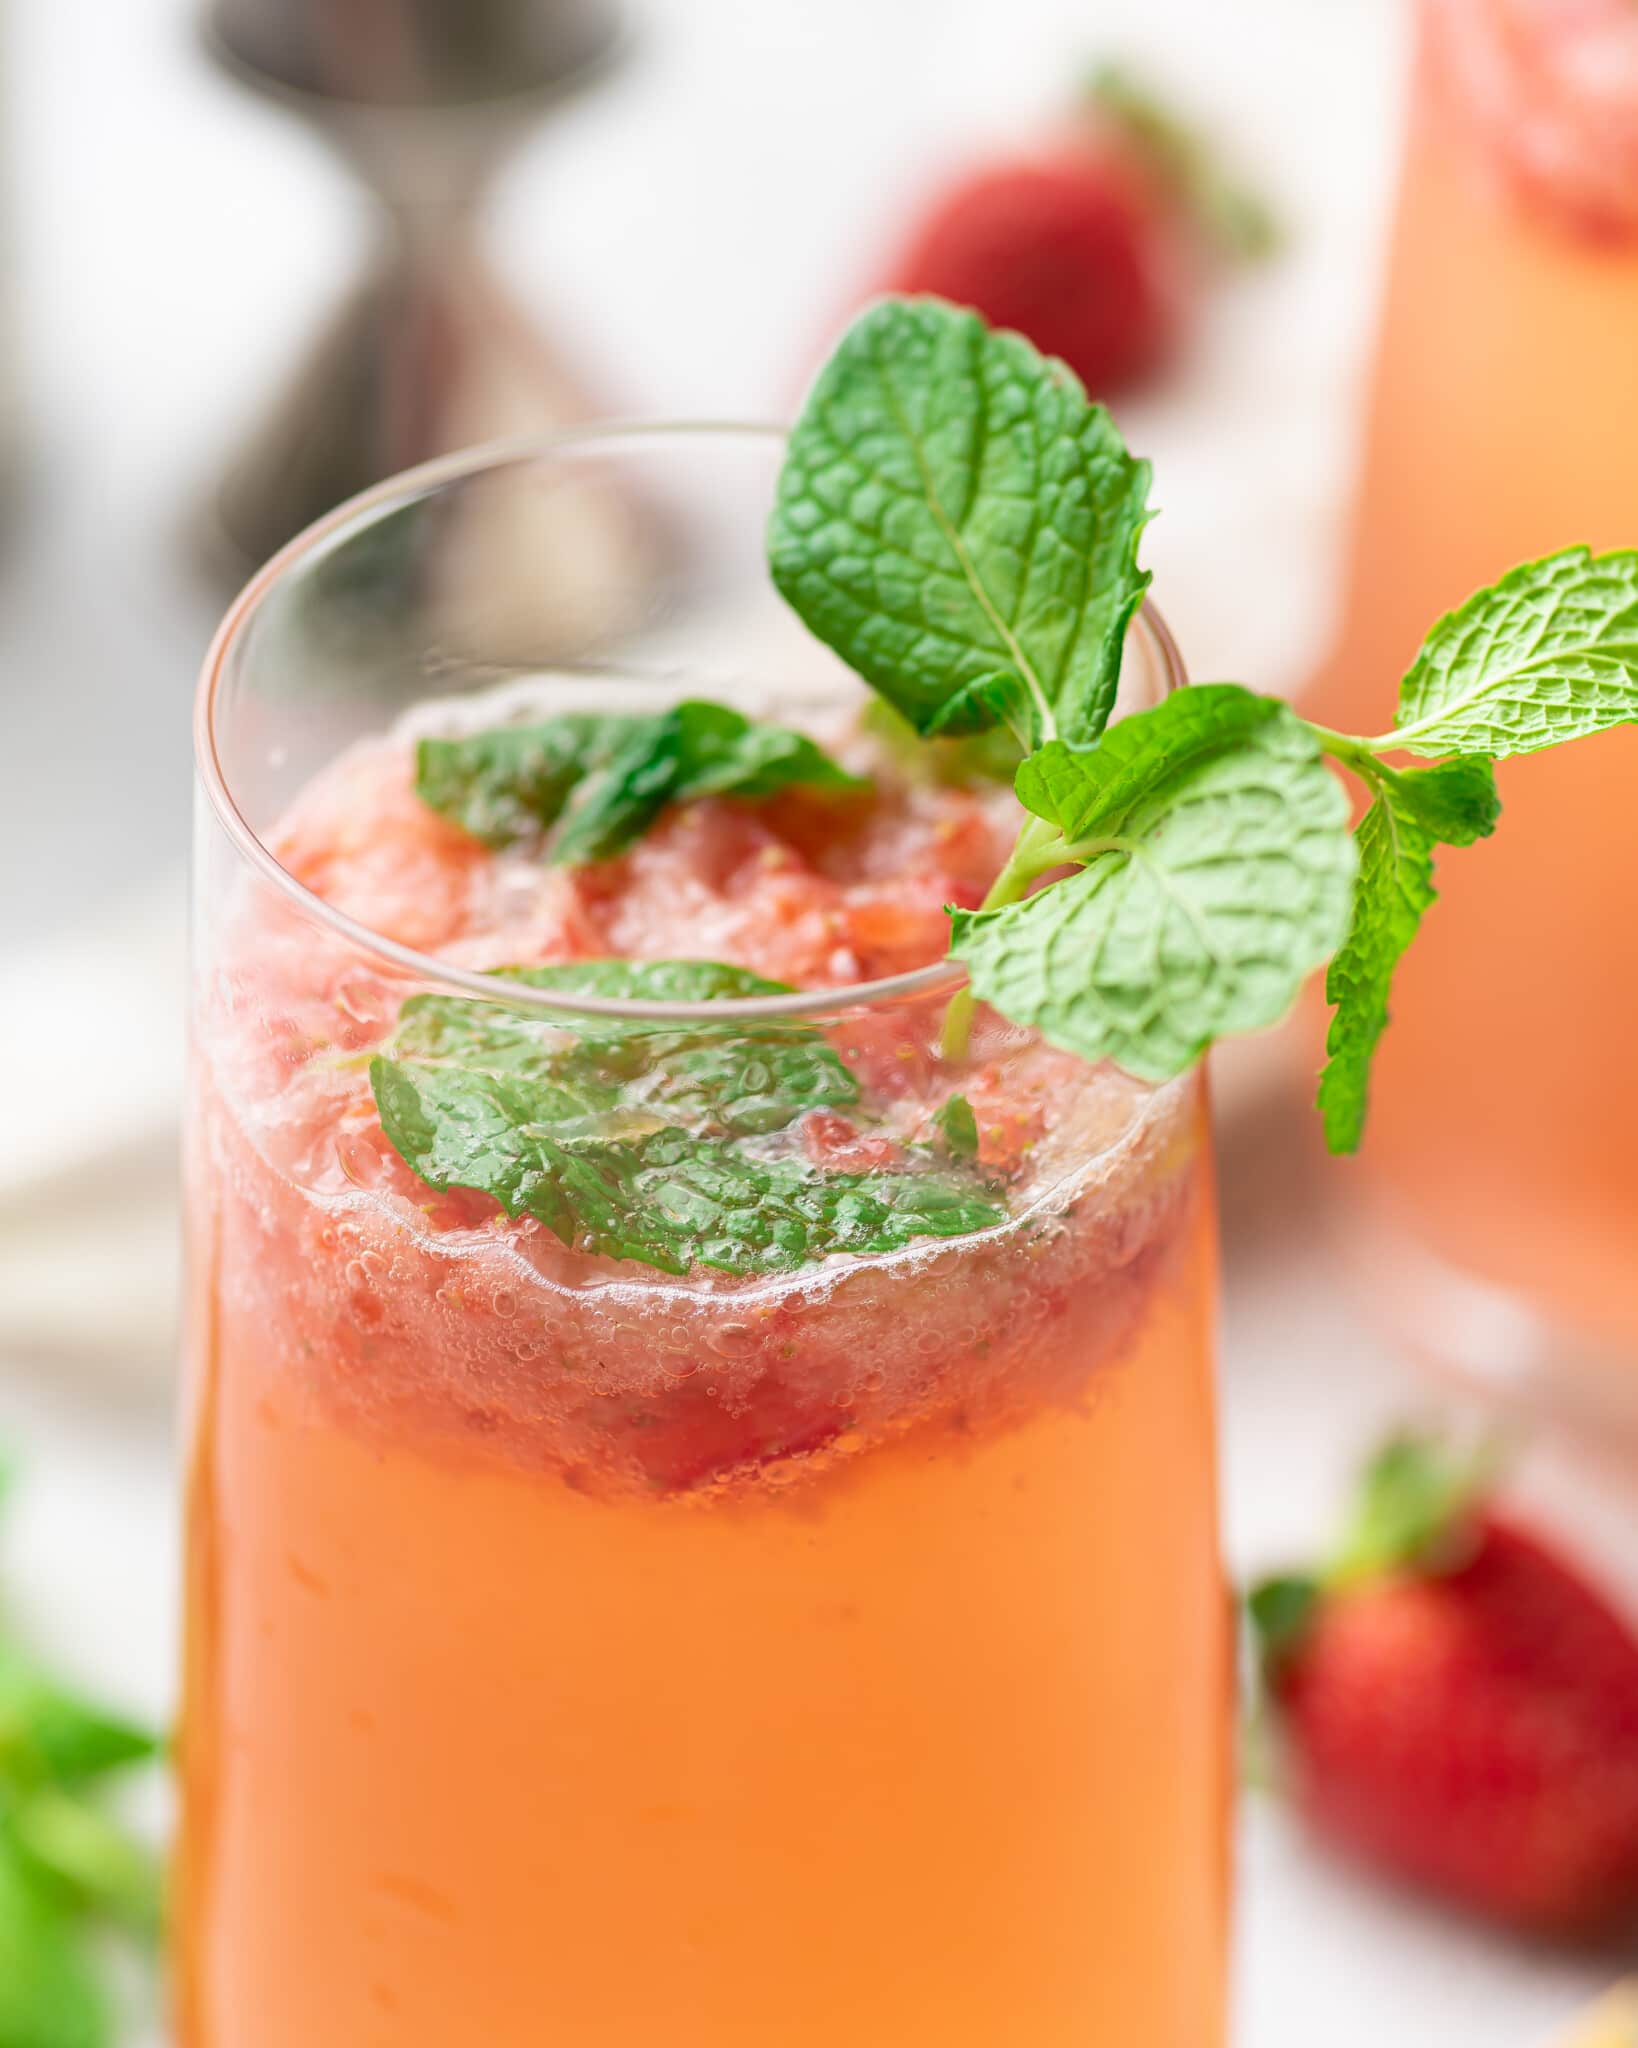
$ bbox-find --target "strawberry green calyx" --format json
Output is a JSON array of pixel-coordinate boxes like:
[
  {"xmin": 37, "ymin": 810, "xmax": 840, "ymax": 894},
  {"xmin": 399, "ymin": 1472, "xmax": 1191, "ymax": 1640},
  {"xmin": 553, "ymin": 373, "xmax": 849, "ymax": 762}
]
[
  {"xmin": 1323, "ymin": 1433, "xmax": 1499, "ymax": 1589},
  {"xmin": 1085, "ymin": 61, "xmax": 1280, "ymax": 262},
  {"xmin": 1248, "ymin": 1431, "xmax": 1503, "ymax": 1676}
]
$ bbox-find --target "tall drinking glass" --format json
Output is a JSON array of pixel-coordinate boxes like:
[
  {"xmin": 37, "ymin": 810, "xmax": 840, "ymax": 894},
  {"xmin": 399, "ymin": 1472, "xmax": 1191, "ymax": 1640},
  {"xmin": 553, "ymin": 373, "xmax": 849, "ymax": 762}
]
[
  {"xmin": 1307, "ymin": 0, "xmax": 1638, "ymax": 1423},
  {"xmin": 180, "ymin": 429, "xmax": 1230, "ymax": 2045}
]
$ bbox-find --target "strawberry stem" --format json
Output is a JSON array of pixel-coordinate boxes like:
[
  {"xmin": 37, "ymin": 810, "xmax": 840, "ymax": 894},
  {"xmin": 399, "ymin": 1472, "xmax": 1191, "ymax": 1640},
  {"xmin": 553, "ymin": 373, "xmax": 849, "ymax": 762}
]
[{"xmin": 1087, "ymin": 61, "xmax": 1280, "ymax": 262}]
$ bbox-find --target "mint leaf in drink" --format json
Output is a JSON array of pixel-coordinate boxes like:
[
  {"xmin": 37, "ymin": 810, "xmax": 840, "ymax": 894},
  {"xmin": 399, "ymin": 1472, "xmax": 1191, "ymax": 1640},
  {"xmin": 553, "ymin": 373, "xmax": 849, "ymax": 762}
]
[
  {"xmin": 551, "ymin": 703, "xmax": 862, "ymax": 866},
  {"xmin": 416, "ymin": 702, "xmax": 860, "ymax": 864},
  {"xmin": 390, "ymin": 961, "xmax": 860, "ymax": 1137},
  {"xmin": 1316, "ymin": 761, "xmax": 1499, "ymax": 1154},
  {"xmin": 770, "ymin": 297, "xmax": 1151, "ymax": 747},
  {"xmin": 932, "ymin": 1094, "xmax": 979, "ymax": 1161},
  {"xmin": 951, "ymin": 687, "xmax": 1355, "ymax": 1079},
  {"xmin": 1386, "ymin": 548, "xmax": 1638, "ymax": 758},
  {"xmin": 415, "ymin": 713, "xmax": 633, "ymax": 848},
  {"xmin": 372, "ymin": 960, "xmax": 1004, "ymax": 1275}
]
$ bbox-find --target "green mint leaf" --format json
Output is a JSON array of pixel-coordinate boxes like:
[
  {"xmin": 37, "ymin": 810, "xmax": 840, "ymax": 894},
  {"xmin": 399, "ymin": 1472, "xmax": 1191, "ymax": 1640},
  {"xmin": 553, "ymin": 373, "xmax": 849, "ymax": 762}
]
[
  {"xmin": 925, "ymin": 670, "xmax": 1044, "ymax": 752},
  {"xmin": 550, "ymin": 702, "xmax": 861, "ymax": 866},
  {"xmin": 0, "ymin": 1648, "xmax": 160, "ymax": 1789},
  {"xmin": 1316, "ymin": 762, "xmax": 1499, "ymax": 1154},
  {"xmin": 415, "ymin": 714, "xmax": 634, "ymax": 848},
  {"xmin": 1389, "ymin": 547, "xmax": 1638, "ymax": 758},
  {"xmin": 1370, "ymin": 755, "xmax": 1499, "ymax": 846},
  {"xmin": 0, "ymin": 1840, "xmax": 109, "ymax": 2048},
  {"xmin": 389, "ymin": 961, "xmax": 860, "ymax": 1137},
  {"xmin": 372, "ymin": 960, "xmax": 1005, "ymax": 1275},
  {"xmin": 12, "ymin": 1790, "xmax": 162, "ymax": 1940},
  {"xmin": 932, "ymin": 1094, "xmax": 980, "ymax": 1161},
  {"xmin": 770, "ymin": 296, "xmax": 1152, "ymax": 747},
  {"xmin": 416, "ymin": 703, "xmax": 860, "ymax": 864},
  {"xmin": 952, "ymin": 687, "xmax": 1355, "ymax": 1079}
]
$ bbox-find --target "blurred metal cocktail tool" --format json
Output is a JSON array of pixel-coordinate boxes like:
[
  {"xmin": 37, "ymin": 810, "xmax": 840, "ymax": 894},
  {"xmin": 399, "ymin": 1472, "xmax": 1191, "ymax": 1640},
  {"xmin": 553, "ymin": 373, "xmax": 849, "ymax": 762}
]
[{"xmin": 199, "ymin": 0, "xmax": 626, "ymax": 579}]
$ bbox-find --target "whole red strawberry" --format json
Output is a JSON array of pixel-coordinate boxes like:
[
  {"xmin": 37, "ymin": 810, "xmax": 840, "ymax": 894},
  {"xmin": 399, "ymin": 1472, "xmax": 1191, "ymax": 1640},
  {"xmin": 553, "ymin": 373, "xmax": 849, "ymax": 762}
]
[
  {"xmin": 884, "ymin": 151, "xmax": 1183, "ymax": 397},
  {"xmin": 1253, "ymin": 1437, "xmax": 1638, "ymax": 1936},
  {"xmin": 873, "ymin": 65, "xmax": 1276, "ymax": 398}
]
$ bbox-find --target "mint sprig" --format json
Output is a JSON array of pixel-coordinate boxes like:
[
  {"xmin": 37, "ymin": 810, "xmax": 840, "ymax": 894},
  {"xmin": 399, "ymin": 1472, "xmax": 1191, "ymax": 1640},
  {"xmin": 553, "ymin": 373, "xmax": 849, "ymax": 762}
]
[
  {"xmin": 769, "ymin": 297, "xmax": 1152, "ymax": 748},
  {"xmin": 416, "ymin": 701, "xmax": 860, "ymax": 864},
  {"xmin": 377, "ymin": 298, "xmax": 1638, "ymax": 1263},
  {"xmin": 370, "ymin": 960, "xmax": 1004, "ymax": 1276},
  {"xmin": 768, "ymin": 298, "xmax": 1638, "ymax": 1153}
]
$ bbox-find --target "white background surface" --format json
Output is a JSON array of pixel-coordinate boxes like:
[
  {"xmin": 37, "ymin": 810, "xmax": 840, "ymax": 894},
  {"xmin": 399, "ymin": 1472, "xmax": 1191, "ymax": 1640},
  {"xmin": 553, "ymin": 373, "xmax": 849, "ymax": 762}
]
[{"xmin": 0, "ymin": 0, "xmax": 1629, "ymax": 2041}]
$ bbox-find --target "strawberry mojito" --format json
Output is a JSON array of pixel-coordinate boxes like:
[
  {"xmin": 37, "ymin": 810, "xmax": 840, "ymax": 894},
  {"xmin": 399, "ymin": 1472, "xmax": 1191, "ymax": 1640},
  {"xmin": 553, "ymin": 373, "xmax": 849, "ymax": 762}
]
[
  {"xmin": 180, "ymin": 297, "xmax": 1638, "ymax": 2045},
  {"xmin": 179, "ymin": 427, "xmax": 1230, "ymax": 2045}
]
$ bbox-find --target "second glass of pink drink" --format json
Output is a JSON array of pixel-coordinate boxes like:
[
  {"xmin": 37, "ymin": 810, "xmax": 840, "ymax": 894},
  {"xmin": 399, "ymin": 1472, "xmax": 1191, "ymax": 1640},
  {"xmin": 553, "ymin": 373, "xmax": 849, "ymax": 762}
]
[
  {"xmin": 1308, "ymin": 0, "xmax": 1638, "ymax": 1420},
  {"xmin": 179, "ymin": 428, "xmax": 1231, "ymax": 2045}
]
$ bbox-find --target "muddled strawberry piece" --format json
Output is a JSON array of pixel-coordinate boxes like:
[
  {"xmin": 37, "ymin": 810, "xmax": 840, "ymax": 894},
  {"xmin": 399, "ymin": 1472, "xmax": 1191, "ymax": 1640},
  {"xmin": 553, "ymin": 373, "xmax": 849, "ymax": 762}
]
[
  {"xmin": 800, "ymin": 1111, "xmax": 905, "ymax": 1174},
  {"xmin": 276, "ymin": 743, "xmax": 487, "ymax": 951}
]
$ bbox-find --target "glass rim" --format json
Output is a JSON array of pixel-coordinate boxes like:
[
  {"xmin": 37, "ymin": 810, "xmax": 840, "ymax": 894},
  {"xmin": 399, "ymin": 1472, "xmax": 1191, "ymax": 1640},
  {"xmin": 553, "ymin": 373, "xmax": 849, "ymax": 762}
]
[{"xmin": 194, "ymin": 422, "xmax": 1188, "ymax": 1025}]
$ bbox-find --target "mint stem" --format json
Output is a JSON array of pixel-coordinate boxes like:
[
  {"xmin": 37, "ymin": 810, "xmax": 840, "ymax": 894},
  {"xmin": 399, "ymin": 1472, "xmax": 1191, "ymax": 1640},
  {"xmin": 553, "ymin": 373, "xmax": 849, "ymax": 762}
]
[
  {"xmin": 941, "ymin": 814, "xmax": 1063, "ymax": 1059},
  {"xmin": 1311, "ymin": 725, "xmax": 1386, "ymax": 779}
]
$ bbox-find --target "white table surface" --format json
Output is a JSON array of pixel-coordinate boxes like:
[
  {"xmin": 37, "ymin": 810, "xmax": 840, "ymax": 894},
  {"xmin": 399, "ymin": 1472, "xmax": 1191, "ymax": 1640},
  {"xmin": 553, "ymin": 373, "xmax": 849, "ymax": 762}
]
[{"xmin": 0, "ymin": 0, "xmax": 1630, "ymax": 2039}]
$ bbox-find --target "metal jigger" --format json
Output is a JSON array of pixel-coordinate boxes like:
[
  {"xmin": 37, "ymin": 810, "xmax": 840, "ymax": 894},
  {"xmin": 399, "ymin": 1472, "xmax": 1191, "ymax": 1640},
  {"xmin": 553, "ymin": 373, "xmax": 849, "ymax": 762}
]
[{"xmin": 201, "ymin": 0, "xmax": 625, "ymax": 579}]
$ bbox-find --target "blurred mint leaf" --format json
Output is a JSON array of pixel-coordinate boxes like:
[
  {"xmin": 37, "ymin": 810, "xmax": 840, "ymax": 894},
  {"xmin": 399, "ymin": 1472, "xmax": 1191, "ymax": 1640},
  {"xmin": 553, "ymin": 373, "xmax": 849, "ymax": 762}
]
[
  {"xmin": 1317, "ymin": 761, "xmax": 1499, "ymax": 1154},
  {"xmin": 932, "ymin": 1094, "xmax": 979, "ymax": 1162},
  {"xmin": 0, "ymin": 1842, "xmax": 108, "ymax": 2048},
  {"xmin": 372, "ymin": 960, "xmax": 1004, "ymax": 1275},
  {"xmin": 1389, "ymin": 548, "xmax": 1638, "ymax": 758},
  {"xmin": 857, "ymin": 698, "xmax": 1022, "ymax": 787},
  {"xmin": 0, "ymin": 1648, "xmax": 160, "ymax": 1791},
  {"xmin": 770, "ymin": 297, "xmax": 1152, "ymax": 746},
  {"xmin": 11, "ymin": 1791, "xmax": 161, "ymax": 1941},
  {"xmin": 952, "ymin": 687, "xmax": 1355, "ymax": 1078},
  {"xmin": 416, "ymin": 702, "xmax": 860, "ymax": 864}
]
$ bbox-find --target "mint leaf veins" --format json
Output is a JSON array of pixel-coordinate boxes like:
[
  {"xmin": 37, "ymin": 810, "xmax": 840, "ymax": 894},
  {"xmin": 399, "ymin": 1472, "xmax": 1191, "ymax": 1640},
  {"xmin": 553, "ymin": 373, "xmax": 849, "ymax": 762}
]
[
  {"xmin": 769, "ymin": 297, "xmax": 1152, "ymax": 748},
  {"xmin": 950, "ymin": 687, "xmax": 1356, "ymax": 1078},
  {"xmin": 1383, "ymin": 547, "xmax": 1638, "ymax": 759},
  {"xmin": 416, "ymin": 701, "xmax": 861, "ymax": 863},
  {"xmin": 370, "ymin": 960, "xmax": 1004, "ymax": 1276},
  {"xmin": 767, "ymin": 300, "xmax": 1638, "ymax": 1154}
]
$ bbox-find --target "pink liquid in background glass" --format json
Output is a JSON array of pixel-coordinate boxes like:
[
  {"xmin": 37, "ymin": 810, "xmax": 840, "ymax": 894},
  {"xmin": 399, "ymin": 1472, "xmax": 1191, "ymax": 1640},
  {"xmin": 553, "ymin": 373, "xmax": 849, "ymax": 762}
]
[{"xmin": 1307, "ymin": 0, "xmax": 1638, "ymax": 1351}]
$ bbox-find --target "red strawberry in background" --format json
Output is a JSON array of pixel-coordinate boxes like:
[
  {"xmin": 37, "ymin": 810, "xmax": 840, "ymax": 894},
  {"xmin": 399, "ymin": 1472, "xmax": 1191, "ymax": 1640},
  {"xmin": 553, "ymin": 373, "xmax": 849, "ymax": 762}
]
[
  {"xmin": 868, "ymin": 64, "xmax": 1278, "ymax": 399},
  {"xmin": 1251, "ymin": 1436, "xmax": 1638, "ymax": 1937}
]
